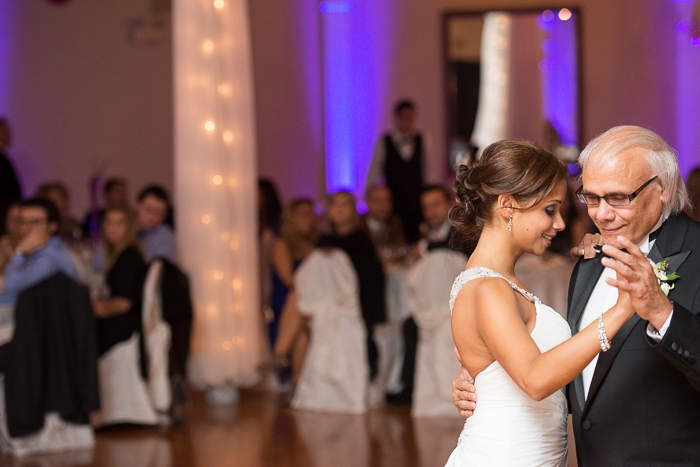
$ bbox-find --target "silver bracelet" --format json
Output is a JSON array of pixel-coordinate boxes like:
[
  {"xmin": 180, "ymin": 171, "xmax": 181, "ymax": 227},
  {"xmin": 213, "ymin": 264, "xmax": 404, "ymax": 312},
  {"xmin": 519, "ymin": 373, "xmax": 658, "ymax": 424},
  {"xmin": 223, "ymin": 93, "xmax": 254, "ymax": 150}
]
[{"xmin": 597, "ymin": 313, "xmax": 611, "ymax": 352}]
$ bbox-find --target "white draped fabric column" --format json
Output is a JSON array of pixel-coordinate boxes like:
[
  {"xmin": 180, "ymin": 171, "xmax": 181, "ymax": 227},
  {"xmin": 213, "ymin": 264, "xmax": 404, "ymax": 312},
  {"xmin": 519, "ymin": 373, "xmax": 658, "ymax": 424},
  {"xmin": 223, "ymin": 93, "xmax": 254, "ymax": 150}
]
[
  {"xmin": 471, "ymin": 12, "xmax": 512, "ymax": 155},
  {"xmin": 173, "ymin": 0, "xmax": 262, "ymax": 389}
]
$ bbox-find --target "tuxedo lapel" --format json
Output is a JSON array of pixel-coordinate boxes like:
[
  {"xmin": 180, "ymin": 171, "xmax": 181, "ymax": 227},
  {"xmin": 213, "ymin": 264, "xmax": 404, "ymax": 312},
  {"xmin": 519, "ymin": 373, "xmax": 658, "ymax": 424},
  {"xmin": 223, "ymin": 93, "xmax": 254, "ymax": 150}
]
[
  {"xmin": 582, "ymin": 314, "xmax": 641, "ymax": 416},
  {"xmin": 568, "ymin": 257, "xmax": 605, "ymax": 413},
  {"xmin": 647, "ymin": 215, "xmax": 688, "ymax": 263},
  {"xmin": 568, "ymin": 257, "xmax": 605, "ymax": 331}
]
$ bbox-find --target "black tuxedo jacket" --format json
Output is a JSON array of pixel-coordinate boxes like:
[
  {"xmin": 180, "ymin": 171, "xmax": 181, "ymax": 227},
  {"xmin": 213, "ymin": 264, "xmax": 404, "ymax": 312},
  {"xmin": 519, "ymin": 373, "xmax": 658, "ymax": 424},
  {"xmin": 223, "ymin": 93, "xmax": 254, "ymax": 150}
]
[{"xmin": 567, "ymin": 213, "xmax": 700, "ymax": 466}]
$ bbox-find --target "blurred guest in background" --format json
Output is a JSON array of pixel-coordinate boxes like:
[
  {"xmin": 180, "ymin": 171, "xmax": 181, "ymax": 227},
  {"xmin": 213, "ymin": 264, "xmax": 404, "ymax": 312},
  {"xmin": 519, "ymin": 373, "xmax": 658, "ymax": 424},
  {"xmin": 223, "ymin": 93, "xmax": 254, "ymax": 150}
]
[
  {"xmin": 547, "ymin": 176, "xmax": 594, "ymax": 256},
  {"xmin": 0, "ymin": 204, "xmax": 21, "ymax": 273},
  {"xmin": 366, "ymin": 100, "xmax": 425, "ymax": 243},
  {"xmin": 0, "ymin": 118, "xmax": 22, "ymax": 236},
  {"xmin": 417, "ymin": 185, "xmax": 457, "ymax": 255},
  {"xmin": 92, "ymin": 206, "xmax": 147, "ymax": 362},
  {"xmin": 259, "ymin": 199, "xmax": 318, "ymax": 385},
  {"xmin": 388, "ymin": 184, "xmax": 458, "ymax": 405},
  {"xmin": 0, "ymin": 198, "xmax": 77, "ymax": 305},
  {"xmin": 359, "ymin": 185, "xmax": 408, "ymax": 268},
  {"xmin": 82, "ymin": 177, "xmax": 129, "ymax": 239},
  {"xmin": 317, "ymin": 191, "xmax": 386, "ymax": 380},
  {"xmin": 136, "ymin": 185, "xmax": 175, "ymax": 263},
  {"xmin": 258, "ymin": 178, "xmax": 283, "ymax": 332},
  {"xmin": 686, "ymin": 166, "xmax": 700, "ymax": 222},
  {"xmin": 36, "ymin": 182, "xmax": 81, "ymax": 243},
  {"xmin": 258, "ymin": 178, "xmax": 283, "ymax": 236}
]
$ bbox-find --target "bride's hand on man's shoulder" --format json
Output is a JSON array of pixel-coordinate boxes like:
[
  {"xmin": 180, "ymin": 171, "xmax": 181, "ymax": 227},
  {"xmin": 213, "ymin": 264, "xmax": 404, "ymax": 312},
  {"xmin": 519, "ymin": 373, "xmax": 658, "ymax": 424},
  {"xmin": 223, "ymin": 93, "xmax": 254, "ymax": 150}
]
[
  {"xmin": 452, "ymin": 347, "xmax": 477, "ymax": 418},
  {"xmin": 571, "ymin": 232, "xmax": 603, "ymax": 259}
]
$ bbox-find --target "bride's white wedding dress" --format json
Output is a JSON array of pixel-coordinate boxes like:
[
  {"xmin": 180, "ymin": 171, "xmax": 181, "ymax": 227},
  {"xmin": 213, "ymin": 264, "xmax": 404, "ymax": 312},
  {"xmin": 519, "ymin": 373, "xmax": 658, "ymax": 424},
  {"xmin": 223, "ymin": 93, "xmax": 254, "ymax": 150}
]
[{"xmin": 445, "ymin": 267, "xmax": 571, "ymax": 467}]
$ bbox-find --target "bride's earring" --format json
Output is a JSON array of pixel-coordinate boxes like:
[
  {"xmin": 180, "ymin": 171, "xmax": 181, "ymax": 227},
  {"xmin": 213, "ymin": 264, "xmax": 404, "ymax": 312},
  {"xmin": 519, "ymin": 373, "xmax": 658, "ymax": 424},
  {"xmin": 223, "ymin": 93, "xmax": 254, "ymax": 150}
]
[{"xmin": 508, "ymin": 214, "xmax": 513, "ymax": 232}]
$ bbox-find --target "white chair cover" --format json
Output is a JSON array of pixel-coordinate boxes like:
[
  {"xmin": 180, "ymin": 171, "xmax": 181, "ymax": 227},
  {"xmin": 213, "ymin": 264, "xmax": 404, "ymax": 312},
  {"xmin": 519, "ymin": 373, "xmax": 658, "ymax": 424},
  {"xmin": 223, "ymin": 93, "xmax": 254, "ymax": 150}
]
[
  {"xmin": 141, "ymin": 260, "xmax": 172, "ymax": 412},
  {"xmin": 92, "ymin": 334, "xmax": 159, "ymax": 427},
  {"xmin": 377, "ymin": 269, "xmax": 410, "ymax": 396},
  {"xmin": 0, "ymin": 376, "xmax": 94, "ymax": 456},
  {"xmin": 408, "ymin": 250, "xmax": 467, "ymax": 418},
  {"xmin": 291, "ymin": 249, "xmax": 369, "ymax": 414},
  {"xmin": 0, "ymin": 306, "xmax": 94, "ymax": 456}
]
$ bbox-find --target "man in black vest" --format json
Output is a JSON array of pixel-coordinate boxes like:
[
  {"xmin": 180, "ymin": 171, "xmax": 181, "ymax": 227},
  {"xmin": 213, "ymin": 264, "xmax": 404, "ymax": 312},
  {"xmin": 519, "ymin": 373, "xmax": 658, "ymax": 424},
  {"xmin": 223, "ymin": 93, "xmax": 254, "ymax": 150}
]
[
  {"xmin": 366, "ymin": 100, "xmax": 425, "ymax": 243},
  {"xmin": 452, "ymin": 126, "xmax": 700, "ymax": 465}
]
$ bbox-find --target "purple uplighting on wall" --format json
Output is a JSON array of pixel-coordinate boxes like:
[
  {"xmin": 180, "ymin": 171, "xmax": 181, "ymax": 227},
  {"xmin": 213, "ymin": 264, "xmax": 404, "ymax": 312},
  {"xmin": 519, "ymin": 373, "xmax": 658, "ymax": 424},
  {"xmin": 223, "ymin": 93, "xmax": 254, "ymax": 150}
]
[
  {"xmin": 0, "ymin": 2, "xmax": 17, "ymax": 113},
  {"xmin": 319, "ymin": 1, "xmax": 353, "ymax": 14},
  {"xmin": 538, "ymin": 9, "xmax": 579, "ymax": 147},
  {"xmin": 675, "ymin": 0, "xmax": 700, "ymax": 177},
  {"xmin": 319, "ymin": 0, "xmax": 400, "ymax": 195}
]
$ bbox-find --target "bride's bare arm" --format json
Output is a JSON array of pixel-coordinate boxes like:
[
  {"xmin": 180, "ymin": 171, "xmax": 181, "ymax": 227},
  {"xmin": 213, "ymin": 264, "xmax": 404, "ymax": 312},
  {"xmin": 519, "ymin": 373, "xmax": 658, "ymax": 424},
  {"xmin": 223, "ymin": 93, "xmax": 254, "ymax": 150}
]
[{"xmin": 452, "ymin": 278, "xmax": 633, "ymax": 402}]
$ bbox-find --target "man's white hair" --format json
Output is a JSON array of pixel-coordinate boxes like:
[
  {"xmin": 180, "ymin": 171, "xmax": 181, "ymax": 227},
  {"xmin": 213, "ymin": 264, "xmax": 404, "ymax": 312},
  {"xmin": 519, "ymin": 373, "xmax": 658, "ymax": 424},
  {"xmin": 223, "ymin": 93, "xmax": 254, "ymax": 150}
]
[{"xmin": 578, "ymin": 125, "xmax": 689, "ymax": 216}]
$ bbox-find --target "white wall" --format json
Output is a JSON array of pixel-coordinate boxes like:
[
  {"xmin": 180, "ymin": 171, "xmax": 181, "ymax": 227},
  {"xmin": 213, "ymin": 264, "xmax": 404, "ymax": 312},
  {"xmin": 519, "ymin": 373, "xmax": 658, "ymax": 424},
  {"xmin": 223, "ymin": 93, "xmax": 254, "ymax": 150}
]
[{"xmin": 0, "ymin": 0, "xmax": 173, "ymax": 216}]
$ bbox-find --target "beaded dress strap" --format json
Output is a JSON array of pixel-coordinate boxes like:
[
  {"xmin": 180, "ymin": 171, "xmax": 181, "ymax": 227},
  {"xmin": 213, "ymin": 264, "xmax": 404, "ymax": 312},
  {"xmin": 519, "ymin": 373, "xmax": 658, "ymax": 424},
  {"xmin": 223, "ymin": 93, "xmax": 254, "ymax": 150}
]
[{"xmin": 449, "ymin": 266, "xmax": 538, "ymax": 313}]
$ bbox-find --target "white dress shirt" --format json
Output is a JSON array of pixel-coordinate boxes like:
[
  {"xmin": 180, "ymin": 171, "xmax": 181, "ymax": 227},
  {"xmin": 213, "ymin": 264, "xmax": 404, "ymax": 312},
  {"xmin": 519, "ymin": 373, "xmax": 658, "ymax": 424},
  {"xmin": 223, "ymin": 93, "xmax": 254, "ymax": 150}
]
[{"xmin": 578, "ymin": 221, "xmax": 671, "ymax": 398}]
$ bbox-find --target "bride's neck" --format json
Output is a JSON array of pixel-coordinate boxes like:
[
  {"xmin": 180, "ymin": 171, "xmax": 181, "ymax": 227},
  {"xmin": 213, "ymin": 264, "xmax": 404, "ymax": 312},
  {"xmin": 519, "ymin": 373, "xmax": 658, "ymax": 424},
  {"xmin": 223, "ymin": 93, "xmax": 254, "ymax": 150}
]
[{"xmin": 467, "ymin": 225, "xmax": 522, "ymax": 277}]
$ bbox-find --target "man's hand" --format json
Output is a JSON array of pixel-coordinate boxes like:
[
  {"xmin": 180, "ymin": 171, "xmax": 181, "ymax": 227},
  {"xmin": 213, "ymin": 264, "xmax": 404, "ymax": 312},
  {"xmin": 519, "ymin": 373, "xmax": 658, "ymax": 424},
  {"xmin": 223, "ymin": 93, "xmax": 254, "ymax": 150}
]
[
  {"xmin": 571, "ymin": 233, "xmax": 602, "ymax": 259},
  {"xmin": 16, "ymin": 230, "xmax": 48, "ymax": 255},
  {"xmin": 602, "ymin": 236, "xmax": 674, "ymax": 331},
  {"xmin": 452, "ymin": 347, "xmax": 477, "ymax": 418}
]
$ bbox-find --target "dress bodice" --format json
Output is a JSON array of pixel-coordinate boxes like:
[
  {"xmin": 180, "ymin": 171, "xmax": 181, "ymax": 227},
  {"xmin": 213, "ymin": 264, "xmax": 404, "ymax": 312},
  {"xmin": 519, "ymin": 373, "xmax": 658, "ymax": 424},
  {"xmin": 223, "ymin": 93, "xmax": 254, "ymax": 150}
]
[{"xmin": 445, "ymin": 267, "xmax": 571, "ymax": 467}]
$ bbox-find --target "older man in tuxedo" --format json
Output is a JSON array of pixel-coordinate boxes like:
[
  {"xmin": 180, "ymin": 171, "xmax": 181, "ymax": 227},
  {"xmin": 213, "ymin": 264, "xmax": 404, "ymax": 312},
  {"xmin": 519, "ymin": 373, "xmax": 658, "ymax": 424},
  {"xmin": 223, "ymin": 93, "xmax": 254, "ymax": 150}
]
[{"xmin": 453, "ymin": 126, "xmax": 700, "ymax": 466}]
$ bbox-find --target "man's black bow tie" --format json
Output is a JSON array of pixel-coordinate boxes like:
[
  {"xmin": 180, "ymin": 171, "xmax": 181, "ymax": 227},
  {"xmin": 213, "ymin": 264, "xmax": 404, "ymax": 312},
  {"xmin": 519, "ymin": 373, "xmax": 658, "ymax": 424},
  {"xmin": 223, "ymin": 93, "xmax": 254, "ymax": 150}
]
[{"xmin": 593, "ymin": 226, "xmax": 660, "ymax": 260}]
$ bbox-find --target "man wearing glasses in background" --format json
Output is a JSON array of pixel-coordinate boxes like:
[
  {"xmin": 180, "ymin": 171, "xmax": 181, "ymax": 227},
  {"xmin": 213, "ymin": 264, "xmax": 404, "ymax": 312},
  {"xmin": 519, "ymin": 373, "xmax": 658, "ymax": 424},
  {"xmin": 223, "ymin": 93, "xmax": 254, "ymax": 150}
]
[
  {"xmin": 0, "ymin": 198, "xmax": 77, "ymax": 305},
  {"xmin": 453, "ymin": 126, "xmax": 700, "ymax": 466}
]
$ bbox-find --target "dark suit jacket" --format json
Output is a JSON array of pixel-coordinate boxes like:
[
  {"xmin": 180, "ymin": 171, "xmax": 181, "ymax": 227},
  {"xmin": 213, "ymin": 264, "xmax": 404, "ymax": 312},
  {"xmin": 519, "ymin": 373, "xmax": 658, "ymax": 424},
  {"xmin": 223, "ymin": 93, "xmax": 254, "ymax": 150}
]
[
  {"xmin": 4, "ymin": 273, "xmax": 100, "ymax": 437},
  {"xmin": 567, "ymin": 213, "xmax": 700, "ymax": 466}
]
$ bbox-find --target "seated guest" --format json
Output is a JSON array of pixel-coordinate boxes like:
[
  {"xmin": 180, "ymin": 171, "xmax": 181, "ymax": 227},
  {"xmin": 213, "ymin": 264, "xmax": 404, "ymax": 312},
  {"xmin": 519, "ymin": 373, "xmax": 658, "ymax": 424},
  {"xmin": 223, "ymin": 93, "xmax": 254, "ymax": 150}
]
[
  {"xmin": 135, "ymin": 185, "xmax": 192, "ymax": 423},
  {"xmin": 0, "ymin": 203, "xmax": 21, "ymax": 273},
  {"xmin": 388, "ymin": 185, "xmax": 458, "ymax": 405},
  {"xmin": 82, "ymin": 177, "xmax": 129, "ymax": 239},
  {"xmin": 547, "ymin": 176, "xmax": 594, "ymax": 255},
  {"xmin": 317, "ymin": 191, "xmax": 386, "ymax": 380},
  {"xmin": 416, "ymin": 184, "xmax": 456, "ymax": 254},
  {"xmin": 0, "ymin": 198, "xmax": 78, "ymax": 305},
  {"xmin": 359, "ymin": 185, "xmax": 408, "ymax": 268},
  {"xmin": 259, "ymin": 199, "xmax": 318, "ymax": 384},
  {"xmin": 92, "ymin": 206, "xmax": 147, "ymax": 359},
  {"xmin": 136, "ymin": 185, "xmax": 175, "ymax": 263},
  {"xmin": 35, "ymin": 182, "xmax": 81, "ymax": 243}
]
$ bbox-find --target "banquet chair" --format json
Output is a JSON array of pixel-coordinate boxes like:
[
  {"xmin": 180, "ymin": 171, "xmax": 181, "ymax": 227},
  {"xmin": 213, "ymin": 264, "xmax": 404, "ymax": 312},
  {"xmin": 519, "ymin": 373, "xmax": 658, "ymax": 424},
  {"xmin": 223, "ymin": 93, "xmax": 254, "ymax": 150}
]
[
  {"xmin": 92, "ymin": 260, "xmax": 170, "ymax": 427},
  {"xmin": 408, "ymin": 250, "xmax": 467, "ymax": 418},
  {"xmin": 371, "ymin": 269, "xmax": 411, "ymax": 403},
  {"xmin": 0, "ymin": 274, "xmax": 98, "ymax": 456},
  {"xmin": 291, "ymin": 249, "xmax": 369, "ymax": 414}
]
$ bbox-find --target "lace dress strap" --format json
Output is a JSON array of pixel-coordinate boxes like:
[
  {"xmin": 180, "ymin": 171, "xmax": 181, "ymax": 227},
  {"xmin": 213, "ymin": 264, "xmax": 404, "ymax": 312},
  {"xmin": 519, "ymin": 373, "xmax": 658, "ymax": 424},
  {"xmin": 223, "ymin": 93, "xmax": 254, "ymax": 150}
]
[{"xmin": 449, "ymin": 266, "xmax": 538, "ymax": 313}]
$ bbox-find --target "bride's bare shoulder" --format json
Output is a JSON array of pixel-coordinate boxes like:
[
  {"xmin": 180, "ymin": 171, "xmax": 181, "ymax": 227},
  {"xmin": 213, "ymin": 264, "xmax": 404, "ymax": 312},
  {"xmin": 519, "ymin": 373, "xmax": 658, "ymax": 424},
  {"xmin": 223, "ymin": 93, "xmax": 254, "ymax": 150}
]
[{"xmin": 452, "ymin": 275, "xmax": 520, "ymax": 317}]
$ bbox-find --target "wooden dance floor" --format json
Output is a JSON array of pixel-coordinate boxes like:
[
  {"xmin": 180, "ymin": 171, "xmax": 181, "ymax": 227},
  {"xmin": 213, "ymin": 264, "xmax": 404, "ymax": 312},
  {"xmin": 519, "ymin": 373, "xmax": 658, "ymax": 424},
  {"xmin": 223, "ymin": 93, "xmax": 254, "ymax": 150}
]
[{"xmin": 0, "ymin": 389, "xmax": 465, "ymax": 467}]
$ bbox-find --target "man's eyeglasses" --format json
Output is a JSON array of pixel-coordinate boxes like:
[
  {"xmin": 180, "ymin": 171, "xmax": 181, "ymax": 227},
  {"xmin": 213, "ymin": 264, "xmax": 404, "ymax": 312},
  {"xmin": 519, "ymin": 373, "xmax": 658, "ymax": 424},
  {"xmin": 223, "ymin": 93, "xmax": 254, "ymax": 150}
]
[
  {"xmin": 575, "ymin": 175, "xmax": 659, "ymax": 206},
  {"xmin": 19, "ymin": 218, "xmax": 48, "ymax": 227}
]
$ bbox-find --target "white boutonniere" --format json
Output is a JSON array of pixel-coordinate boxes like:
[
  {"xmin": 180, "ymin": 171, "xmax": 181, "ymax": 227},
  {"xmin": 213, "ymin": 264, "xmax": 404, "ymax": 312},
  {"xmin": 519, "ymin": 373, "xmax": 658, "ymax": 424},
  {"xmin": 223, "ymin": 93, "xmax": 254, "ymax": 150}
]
[{"xmin": 649, "ymin": 257, "xmax": 680, "ymax": 296}]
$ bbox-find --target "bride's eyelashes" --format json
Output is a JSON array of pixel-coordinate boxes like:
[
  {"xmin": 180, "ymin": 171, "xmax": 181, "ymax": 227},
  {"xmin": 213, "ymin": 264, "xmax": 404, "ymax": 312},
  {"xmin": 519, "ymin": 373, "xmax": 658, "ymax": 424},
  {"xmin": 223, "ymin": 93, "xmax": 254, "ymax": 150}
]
[{"xmin": 545, "ymin": 206, "xmax": 556, "ymax": 216}]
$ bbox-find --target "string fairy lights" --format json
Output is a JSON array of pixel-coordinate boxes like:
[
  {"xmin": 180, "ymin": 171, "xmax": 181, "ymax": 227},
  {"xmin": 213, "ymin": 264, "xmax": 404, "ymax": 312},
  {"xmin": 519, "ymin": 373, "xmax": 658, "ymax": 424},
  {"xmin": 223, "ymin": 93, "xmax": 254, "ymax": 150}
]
[{"xmin": 173, "ymin": 0, "xmax": 261, "ymax": 390}]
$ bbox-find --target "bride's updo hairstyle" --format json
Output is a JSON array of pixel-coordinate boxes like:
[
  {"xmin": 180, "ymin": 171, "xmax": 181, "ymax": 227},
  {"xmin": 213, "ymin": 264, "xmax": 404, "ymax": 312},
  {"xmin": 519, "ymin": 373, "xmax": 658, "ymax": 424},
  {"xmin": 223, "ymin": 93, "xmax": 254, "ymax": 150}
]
[{"xmin": 450, "ymin": 139, "xmax": 567, "ymax": 243}]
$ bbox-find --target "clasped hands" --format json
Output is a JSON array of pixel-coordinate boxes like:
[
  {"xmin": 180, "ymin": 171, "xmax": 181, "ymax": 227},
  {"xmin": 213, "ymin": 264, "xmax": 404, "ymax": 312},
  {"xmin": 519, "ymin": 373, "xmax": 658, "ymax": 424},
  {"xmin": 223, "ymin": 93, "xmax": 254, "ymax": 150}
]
[{"xmin": 583, "ymin": 234, "xmax": 674, "ymax": 331}]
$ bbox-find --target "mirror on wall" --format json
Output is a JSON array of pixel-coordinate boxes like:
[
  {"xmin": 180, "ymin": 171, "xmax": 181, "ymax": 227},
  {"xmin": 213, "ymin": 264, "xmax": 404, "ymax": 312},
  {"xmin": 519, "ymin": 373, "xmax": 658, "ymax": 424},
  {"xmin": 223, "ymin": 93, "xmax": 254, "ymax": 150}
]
[{"xmin": 443, "ymin": 8, "xmax": 581, "ymax": 170}]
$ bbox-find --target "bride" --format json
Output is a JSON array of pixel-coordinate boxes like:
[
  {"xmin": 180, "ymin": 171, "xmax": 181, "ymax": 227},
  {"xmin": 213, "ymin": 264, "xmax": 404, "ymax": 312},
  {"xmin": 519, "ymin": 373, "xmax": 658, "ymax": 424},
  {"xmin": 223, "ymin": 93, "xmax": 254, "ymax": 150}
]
[{"xmin": 445, "ymin": 140, "xmax": 634, "ymax": 466}]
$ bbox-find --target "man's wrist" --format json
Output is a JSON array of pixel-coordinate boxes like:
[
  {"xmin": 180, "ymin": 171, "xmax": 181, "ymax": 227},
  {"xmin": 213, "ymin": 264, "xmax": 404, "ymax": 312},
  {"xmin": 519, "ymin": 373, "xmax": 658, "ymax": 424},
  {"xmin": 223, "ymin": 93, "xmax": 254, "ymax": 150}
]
[{"xmin": 648, "ymin": 303, "xmax": 674, "ymax": 335}]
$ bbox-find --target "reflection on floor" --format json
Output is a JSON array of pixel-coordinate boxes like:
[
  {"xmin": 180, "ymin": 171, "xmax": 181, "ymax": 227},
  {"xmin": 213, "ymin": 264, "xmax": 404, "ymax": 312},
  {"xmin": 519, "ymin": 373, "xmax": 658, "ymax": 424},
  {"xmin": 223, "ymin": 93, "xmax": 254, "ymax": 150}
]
[{"xmin": 0, "ymin": 389, "xmax": 465, "ymax": 467}]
